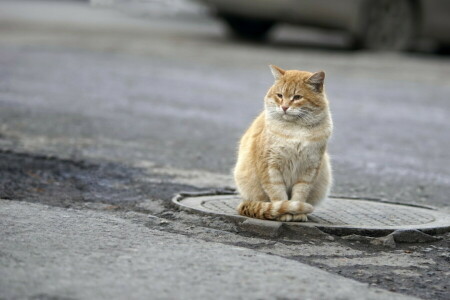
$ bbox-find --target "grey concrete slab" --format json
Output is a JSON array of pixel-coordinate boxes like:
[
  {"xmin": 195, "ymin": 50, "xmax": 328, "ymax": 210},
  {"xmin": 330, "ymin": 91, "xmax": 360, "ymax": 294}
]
[{"xmin": 0, "ymin": 200, "xmax": 418, "ymax": 300}]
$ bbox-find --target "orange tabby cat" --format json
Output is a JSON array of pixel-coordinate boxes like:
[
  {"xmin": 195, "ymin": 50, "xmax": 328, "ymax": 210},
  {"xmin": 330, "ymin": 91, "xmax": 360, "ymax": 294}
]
[{"xmin": 234, "ymin": 65, "xmax": 332, "ymax": 222}]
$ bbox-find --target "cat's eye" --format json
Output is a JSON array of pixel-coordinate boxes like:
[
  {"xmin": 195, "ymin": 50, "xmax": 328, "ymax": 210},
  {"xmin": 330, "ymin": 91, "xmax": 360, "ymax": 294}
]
[
  {"xmin": 293, "ymin": 95, "xmax": 303, "ymax": 101},
  {"xmin": 276, "ymin": 93, "xmax": 283, "ymax": 98}
]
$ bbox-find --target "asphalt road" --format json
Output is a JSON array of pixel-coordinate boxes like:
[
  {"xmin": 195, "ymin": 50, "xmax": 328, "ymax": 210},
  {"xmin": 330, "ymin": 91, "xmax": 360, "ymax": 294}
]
[
  {"xmin": 0, "ymin": 1, "xmax": 449, "ymax": 299},
  {"xmin": 1, "ymin": 1, "xmax": 449, "ymax": 210}
]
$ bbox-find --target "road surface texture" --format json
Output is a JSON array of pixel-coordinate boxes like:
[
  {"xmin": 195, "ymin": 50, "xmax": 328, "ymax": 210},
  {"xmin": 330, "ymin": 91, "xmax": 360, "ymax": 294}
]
[{"xmin": 0, "ymin": 1, "xmax": 449, "ymax": 299}]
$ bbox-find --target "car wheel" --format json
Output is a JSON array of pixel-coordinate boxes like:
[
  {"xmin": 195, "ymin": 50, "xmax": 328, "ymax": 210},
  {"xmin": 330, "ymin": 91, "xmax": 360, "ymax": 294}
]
[
  {"xmin": 356, "ymin": 0, "xmax": 417, "ymax": 51},
  {"xmin": 219, "ymin": 13, "xmax": 275, "ymax": 42}
]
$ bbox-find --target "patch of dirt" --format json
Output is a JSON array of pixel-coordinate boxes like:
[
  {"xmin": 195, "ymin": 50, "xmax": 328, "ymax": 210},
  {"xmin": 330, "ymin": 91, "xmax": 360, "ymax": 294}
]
[{"xmin": 0, "ymin": 150, "xmax": 200, "ymax": 208}]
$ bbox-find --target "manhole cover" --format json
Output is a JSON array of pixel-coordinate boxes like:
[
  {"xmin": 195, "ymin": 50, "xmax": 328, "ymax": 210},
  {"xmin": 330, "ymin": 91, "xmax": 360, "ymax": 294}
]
[{"xmin": 173, "ymin": 194, "xmax": 450, "ymax": 235}]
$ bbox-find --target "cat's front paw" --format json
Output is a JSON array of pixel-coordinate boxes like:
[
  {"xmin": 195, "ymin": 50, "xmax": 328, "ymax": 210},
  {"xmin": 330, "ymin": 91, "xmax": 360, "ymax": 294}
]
[
  {"xmin": 292, "ymin": 214, "xmax": 308, "ymax": 222},
  {"xmin": 277, "ymin": 214, "xmax": 293, "ymax": 222},
  {"xmin": 277, "ymin": 213, "xmax": 310, "ymax": 222}
]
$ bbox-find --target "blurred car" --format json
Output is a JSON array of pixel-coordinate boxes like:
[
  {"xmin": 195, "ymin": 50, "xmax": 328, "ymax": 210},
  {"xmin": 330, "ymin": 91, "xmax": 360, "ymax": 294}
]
[{"xmin": 196, "ymin": 0, "xmax": 450, "ymax": 51}]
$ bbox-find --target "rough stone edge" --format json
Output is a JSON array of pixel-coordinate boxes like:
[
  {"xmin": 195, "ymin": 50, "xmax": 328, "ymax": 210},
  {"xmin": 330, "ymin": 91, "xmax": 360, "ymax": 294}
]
[
  {"xmin": 172, "ymin": 191, "xmax": 333, "ymax": 239},
  {"xmin": 172, "ymin": 191, "xmax": 450, "ymax": 238}
]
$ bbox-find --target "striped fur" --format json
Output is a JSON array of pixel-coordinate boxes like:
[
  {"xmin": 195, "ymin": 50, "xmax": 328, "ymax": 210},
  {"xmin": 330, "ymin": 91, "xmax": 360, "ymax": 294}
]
[{"xmin": 237, "ymin": 200, "xmax": 314, "ymax": 220}]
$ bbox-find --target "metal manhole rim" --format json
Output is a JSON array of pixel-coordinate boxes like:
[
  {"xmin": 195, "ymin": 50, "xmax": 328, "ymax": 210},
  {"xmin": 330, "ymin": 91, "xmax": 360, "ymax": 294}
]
[
  {"xmin": 175, "ymin": 191, "xmax": 439, "ymax": 211},
  {"xmin": 172, "ymin": 191, "xmax": 450, "ymax": 235}
]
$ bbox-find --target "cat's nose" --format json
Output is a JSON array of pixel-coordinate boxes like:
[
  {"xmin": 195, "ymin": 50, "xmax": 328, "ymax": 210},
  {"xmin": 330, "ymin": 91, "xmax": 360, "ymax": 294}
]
[{"xmin": 281, "ymin": 106, "xmax": 289, "ymax": 112}]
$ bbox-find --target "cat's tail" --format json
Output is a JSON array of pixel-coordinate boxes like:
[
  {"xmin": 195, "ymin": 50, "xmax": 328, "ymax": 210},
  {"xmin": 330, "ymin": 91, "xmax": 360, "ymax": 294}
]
[{"xmin": 237, "ymin": 200, "xmax": 314, "ymax": 220}]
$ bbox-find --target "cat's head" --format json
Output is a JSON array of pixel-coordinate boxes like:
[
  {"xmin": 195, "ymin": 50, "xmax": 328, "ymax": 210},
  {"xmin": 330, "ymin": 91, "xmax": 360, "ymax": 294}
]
[{"xmin": 265, "ymin": 65, "xmax": 328, "ymax": 124}]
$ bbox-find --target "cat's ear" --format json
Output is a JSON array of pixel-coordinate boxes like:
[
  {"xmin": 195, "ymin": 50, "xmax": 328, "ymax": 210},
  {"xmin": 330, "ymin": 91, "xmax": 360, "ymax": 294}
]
[
  {"xmin": 269, "ymin": 65, "xmax": 286, "ymax": 80},
  {"xmin": 307, "ymin": 71, "xmax": 325, "ymax": 92}
]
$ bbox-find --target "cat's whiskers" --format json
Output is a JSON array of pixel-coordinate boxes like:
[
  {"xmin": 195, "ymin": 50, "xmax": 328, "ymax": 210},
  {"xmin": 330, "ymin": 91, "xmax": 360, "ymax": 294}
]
[{"xmin": 297, "ymin": 110, "xmax": 313, "ymax": 122}]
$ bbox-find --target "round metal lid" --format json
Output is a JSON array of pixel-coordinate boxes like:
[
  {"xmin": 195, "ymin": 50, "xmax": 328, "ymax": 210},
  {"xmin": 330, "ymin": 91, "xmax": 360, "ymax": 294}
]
[{"xmin": 173, "ymin": 194, "xmax": 450, "ymax": 235}]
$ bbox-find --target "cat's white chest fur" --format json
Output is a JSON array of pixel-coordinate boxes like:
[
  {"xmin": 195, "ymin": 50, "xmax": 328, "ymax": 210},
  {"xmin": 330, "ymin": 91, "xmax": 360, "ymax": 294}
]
[{"xmin": 268, "ymin": 126, "xmax": 319, "ymax": 189}]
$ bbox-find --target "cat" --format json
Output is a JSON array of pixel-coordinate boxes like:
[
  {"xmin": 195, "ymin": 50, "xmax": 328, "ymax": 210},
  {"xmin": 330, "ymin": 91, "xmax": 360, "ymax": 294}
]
[{"xmin": 234, "ymin": 65, "xmax": 332, "ymax": 222}]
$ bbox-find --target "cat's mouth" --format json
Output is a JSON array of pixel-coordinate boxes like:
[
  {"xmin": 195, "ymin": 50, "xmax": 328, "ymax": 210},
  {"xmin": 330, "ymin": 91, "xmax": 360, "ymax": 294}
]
[
  {"xmin": 278, "ymin": 109, "xmax": 315, "ymax": 122},
  {"xmin": 281, "ymin": 113, "xmax": 297, "ymax": 121}
]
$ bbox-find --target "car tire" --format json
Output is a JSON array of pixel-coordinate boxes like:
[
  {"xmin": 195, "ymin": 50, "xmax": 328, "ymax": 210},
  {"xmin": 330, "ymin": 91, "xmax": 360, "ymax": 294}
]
[
  {"xmin": 354, "ymin": 0, "xmax": 417, "ymax": 51},
  {"xmin": 219, "ymin": 13, "xmax": 275, "ymax": 42}
]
